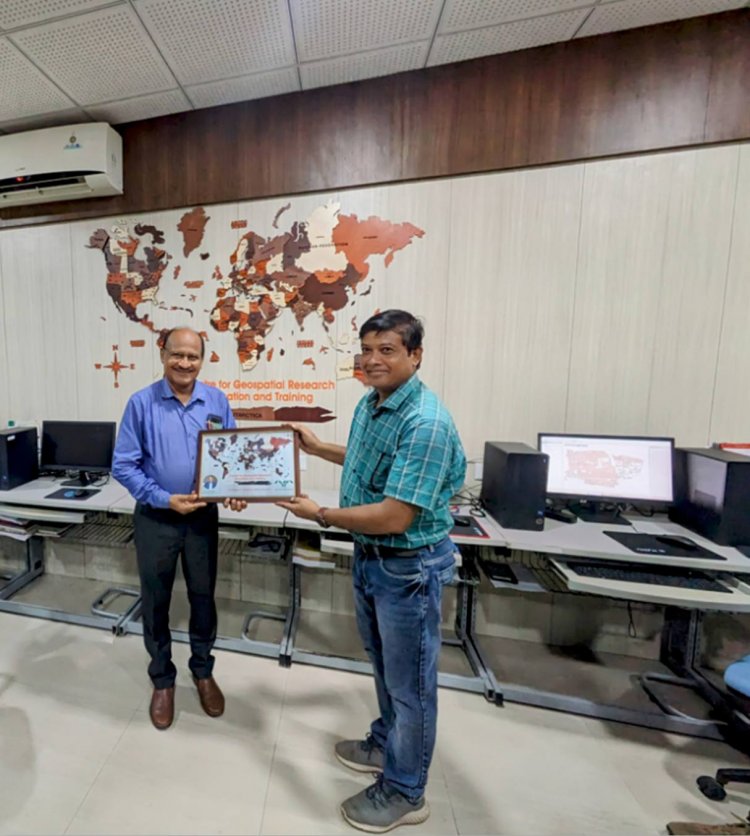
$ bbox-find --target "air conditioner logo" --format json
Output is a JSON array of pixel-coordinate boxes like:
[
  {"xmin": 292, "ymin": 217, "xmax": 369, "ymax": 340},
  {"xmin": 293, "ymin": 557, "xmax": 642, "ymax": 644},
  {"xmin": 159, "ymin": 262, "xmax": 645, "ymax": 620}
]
[{"xmin": 63, "ymin": 135, "xmax": 81, "ymax": 150}]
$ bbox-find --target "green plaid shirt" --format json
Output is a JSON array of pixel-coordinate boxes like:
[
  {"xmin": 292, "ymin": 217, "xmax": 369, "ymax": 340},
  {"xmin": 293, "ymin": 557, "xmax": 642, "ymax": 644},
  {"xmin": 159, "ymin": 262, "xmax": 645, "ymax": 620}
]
[{"xmin": 340, "ymin": 373, "xmax": 466, "ymax": 549}]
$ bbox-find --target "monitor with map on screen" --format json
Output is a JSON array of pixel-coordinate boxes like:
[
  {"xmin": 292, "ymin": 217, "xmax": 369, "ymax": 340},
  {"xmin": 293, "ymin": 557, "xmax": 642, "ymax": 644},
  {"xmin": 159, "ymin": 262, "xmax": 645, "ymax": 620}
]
[{"xmin": 538, "ymin": 433, "xmax": 675, "ymax": 524}]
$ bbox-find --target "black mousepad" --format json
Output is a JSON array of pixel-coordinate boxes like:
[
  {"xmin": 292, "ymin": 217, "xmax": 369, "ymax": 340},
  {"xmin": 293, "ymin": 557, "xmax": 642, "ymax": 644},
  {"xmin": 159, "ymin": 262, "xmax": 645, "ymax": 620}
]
[
  {"xmin": 450, "ymin": 515, "xmax": 488, "ymax": 538},
  {"xmin": 45, "ymin": 488, "xmax": 100, "ymax": 500},
  {"xmin": 604, "ymin": 530, "xmax": 725, "ymax": 561}
]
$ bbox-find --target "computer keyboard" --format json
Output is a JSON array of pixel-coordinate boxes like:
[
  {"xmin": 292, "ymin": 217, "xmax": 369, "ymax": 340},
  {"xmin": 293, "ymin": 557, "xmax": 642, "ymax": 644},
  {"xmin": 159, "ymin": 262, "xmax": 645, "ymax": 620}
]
[{"xmin": 564, "ymin": 561, "xmax": 730, "ymax": 593}]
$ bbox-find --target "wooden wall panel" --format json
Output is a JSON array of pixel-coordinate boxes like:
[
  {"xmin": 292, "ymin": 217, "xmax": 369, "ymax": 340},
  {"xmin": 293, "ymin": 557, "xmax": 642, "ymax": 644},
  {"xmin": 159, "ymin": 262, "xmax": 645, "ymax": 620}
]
[
  {"xmin": 710, "ymin": 144, "xmax": 750, "ymax": 441},
  {"xmin": 0, "ymin": 225, "xmax": 79, "ymax": 424},
  {"xmin": 444, "ymin": 165, "xmax": 583, "ymax": 460},
  {"xmin": 2, "ymin": 141, "xmax": 750, "ymax": 480},
  {"xmin": 566, "ymin": 146, "xmax": 739, "ymax": 445},
  {"xmin": 566, "ymin": 155, "xmax": 676, "ymax": 433},
  {"xmin": 1, "ymin": 10, "xmax": 747, "ymax": 231},
  {"xmin": 705, "ymin": 11, "xmax": 750, "ymax": 143},
  {"xmin": 645, "ymin": 145, "xmax": 738, "ymax": 445},
  {"xmin": 0, "ymin": 234, "xmax": 9, "ymax": 427}
]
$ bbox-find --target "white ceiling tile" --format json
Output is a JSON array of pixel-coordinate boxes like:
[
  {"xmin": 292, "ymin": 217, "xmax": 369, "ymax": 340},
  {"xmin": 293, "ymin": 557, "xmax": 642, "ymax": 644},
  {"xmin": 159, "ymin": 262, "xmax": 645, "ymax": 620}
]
[
  {"xmin": 428, "ymin": 8, "xmax": 589, "ymax": 65},
  {"xmin": 440, "ymin": 0, "xmax": 596, "ymax": 33},
  {"xmin": 0, "ymin": 0, "xmax": 115, "ymax": 31},
  {"xmin": 10, "ymin": 5, "xmax": 177, "ymax": 105},
  {"xmin": 291, "ymin": 0, "xmax": 443, "ymax": 62},
  {"xmin": 0, "ymin": 107, "xmax": 91, "ymax": 134},
  {"xmin": 134, "ymin": 0, "xmax": 296, "ymax": 86},
  {"xmin": 301, "ymin": 42, "xmax": 429, "ymax": 89},
  {"xmin": 0, "ymin": 38, "xmax": 75, "ymax": 121},
  {"xmin": 577, "ymin": 0, "xmax": 747, "ymax": 38},
  {"xmin": 86, "ymin": 89, "xmax": 191, "ymax": 124},
  {"xmin": 186, "ymin": 67, "xmax": 300, "ymax": 109}
]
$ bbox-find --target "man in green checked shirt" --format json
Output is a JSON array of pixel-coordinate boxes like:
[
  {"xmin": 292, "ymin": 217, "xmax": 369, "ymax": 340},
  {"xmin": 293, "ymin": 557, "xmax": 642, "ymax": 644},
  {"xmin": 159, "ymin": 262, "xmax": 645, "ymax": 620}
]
[{"xmin": 278, "ymin": 309, "xmax": 466, "ymax": 833}]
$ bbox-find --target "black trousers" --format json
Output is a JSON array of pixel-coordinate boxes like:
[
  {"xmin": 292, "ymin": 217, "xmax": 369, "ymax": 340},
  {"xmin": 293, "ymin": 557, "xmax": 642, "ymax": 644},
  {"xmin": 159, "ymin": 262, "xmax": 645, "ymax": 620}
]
[{"xmin": 133, "ymin": 502, "xmax": 219, "ymax": 688}]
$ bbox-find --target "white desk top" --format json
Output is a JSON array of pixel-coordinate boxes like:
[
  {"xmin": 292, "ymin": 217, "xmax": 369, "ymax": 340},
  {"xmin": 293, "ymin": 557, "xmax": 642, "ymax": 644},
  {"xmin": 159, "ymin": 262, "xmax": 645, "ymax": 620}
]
[
  {"xmin": 108, "ymin": 489, "xmax": 507, "ymax": 547},
  {"xmin": 3, "ymin": 479, "xmax": 747, "ymax": 572},
  {"xmin": 495, "ymin": 514, "xmax": 750, "ymax": 573},
  {"xmin": 108, "ymin": 488, "xmax": 341, "ymax": 531},
  {"xmin": 0, "ymin": 477, "xmax": 130, "ymax": 514}
]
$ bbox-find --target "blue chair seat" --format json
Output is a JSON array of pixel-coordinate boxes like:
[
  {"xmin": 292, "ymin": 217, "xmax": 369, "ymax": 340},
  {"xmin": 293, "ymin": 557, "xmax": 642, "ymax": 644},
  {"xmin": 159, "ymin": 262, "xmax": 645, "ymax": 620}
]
[
  {"xmin": 724, "ymin": 656, "xmax": 750, "ymax": 699},
  {"xmin": 696, "ymin": 657, "xmax": 750, "ymax": 802}
]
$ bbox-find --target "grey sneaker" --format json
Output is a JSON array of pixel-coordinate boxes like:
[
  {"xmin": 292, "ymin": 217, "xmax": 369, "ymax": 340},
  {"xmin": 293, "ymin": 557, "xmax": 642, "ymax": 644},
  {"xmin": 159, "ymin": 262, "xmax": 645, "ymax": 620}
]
[
  {"xmin": 335, "ymin": 735, "xmax": 384, "ymax": 773},
  {"xmin": 341, "ymin": 777, "xmax": 429, "ymax": 833}
]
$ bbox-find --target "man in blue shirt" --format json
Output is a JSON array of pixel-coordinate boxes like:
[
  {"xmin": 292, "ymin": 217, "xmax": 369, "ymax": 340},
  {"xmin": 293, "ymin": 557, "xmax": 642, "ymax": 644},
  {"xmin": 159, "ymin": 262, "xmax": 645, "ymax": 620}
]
[
  {"xmin": 113, "ymin": 327, "xmax": 245, "ymax": 731},
  {"xmin": 278, "ymin": 310, "xmax": 466, "ymax": 833}
]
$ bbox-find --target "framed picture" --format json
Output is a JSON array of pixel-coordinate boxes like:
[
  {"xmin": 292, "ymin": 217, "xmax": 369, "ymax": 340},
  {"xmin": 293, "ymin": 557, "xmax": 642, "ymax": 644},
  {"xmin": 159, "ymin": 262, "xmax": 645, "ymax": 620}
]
[{"xmin": 195, "ymin": 425, "xmax": 300, "ymax": 502}]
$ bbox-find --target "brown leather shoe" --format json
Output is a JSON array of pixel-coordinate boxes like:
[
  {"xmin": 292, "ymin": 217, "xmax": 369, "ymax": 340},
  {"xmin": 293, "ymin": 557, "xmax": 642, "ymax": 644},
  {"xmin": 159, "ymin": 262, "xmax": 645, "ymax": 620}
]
[
  {"xmin": 193, "ymin": 675, "xmax": 225, "ymax": 717},
  {"xmin": 149, "ymin": 686, "xmax": 175, "ymax": 730}
]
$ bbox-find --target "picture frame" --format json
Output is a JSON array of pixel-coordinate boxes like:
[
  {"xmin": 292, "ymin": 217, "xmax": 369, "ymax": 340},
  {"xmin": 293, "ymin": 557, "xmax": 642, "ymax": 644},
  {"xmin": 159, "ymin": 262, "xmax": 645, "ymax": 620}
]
[{"xmin": 195, "ymin": 425, "xmax": 300, "ymax": 502}]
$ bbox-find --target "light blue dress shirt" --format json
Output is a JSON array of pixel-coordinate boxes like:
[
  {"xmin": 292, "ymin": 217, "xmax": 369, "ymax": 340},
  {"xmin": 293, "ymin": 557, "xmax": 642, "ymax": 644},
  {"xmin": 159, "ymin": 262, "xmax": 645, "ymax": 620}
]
[{"xmin": 112, "ymin": 378, "xmax": 235, "ymax": 508}]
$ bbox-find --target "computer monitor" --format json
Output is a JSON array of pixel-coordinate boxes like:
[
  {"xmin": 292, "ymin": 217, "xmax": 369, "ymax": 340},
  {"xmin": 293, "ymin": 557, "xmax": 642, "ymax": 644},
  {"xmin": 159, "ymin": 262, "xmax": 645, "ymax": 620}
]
[
  {"xmin": 40, "ymin": 420, "xmax": 116, "ymax": 487},
  {"xmin": 537, "ymin": 433, "xmax": 675, "ymax": 524}
]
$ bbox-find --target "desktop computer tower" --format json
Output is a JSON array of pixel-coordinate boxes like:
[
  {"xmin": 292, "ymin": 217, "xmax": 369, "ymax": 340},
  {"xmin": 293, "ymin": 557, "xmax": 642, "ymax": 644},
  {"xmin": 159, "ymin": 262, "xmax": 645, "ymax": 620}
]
[
  {"xmin": 0, "ymin": 426, "xmax": 38, "ymax": 491},
  {"xmin": 480, "ymin": 441, "xmax": 549, "ymax": 530},
  {"xmin": 669, "ymin": 447, "xmax": 750, "ymax": 546}
]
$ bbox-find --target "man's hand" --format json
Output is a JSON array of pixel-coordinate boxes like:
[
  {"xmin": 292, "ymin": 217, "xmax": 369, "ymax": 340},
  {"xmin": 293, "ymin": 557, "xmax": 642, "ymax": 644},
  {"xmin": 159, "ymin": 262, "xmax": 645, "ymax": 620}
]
[
  {"xmin": 169, "ymin": 493, "xmax": 207, "ymax": 515},
  {"xmin": 287, "ymin": 423, "xmax": 322, "ymax": 456},
  {"xmin": 286, "ymin": 422, "xmax": 346, "ymax": 465},
  {"xmin": 276, "ymin": 493, "xmax": 319, "ymax": 521},
  {"xmin": 223, "ymin": 498, "xmax": 248, "ymax": 512}
]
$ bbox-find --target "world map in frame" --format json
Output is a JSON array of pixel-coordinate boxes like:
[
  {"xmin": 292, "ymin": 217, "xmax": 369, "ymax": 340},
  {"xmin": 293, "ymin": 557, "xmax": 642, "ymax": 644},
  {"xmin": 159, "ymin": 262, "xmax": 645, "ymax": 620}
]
[{"xmin": 196, "ymin": 426, "xmax": 299, "ymax": 502}]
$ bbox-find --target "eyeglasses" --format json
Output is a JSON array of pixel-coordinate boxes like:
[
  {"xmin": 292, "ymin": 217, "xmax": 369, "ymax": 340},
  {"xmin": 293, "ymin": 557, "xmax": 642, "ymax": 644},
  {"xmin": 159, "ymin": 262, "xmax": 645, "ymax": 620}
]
[{"xmin": 167, "ymin": 351, "xmax": 201, "ymax": 364}]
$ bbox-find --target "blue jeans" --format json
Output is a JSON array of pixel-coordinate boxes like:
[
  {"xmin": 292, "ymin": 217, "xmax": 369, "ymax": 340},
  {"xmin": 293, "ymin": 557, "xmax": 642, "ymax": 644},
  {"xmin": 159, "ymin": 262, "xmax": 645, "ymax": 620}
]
[{"xmin": 352, "ymin": 536, "xmax": 458, "ymax": 802}]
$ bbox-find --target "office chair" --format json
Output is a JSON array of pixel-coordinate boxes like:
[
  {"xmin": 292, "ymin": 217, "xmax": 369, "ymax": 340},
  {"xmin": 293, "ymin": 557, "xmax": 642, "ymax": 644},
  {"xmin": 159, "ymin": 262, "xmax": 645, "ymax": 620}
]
[{"xmin": 697, "ymin": 655, "xmax": 750, "ymax": 801}]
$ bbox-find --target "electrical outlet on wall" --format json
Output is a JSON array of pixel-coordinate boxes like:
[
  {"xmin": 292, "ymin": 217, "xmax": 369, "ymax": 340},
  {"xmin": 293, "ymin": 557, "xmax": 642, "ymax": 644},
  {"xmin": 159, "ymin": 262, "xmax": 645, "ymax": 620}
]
[
  {"xmin": 474, "ymin": 460, "xmax": 483, "ymax": 481},
  {"xmin": 299, "ymin": 452, "xmax": 308, "ymax": 471}
]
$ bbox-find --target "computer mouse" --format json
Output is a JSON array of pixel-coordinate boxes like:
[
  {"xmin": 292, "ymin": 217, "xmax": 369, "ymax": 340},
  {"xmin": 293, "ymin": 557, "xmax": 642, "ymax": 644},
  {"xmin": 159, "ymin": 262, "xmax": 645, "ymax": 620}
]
[
  {"xmin": 452, "ymin": 516, "xmax": 472, "ymax": 527},
  {"xmin": 63, "ymin": 490, "xmax": 76, "ymax": 498},
  {"xmin": 655, "ymin": 535, "xmax": 699, "ymax": 551}
]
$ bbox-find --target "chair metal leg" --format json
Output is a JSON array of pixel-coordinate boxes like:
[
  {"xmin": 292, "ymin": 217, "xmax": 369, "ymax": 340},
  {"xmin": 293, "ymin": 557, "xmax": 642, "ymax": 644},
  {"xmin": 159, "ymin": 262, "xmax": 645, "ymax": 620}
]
[
  {"xmin": 90, "ymin": 586, "xmax": 141, "ymax": 633},
  {"xmin": 638, "ymin": 671, "xmax": 727, "ymax": 728},
  {"xmin": 242, "ymin": 609, "xmax": 286, "ymax": 638}
]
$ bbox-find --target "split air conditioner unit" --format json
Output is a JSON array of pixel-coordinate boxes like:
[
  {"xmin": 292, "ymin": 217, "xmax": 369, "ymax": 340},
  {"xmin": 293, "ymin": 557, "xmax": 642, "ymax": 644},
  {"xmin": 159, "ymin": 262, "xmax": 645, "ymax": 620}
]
[{"xmin": 0, "ymin": 122, "xmax": 123, "ymax": 207}]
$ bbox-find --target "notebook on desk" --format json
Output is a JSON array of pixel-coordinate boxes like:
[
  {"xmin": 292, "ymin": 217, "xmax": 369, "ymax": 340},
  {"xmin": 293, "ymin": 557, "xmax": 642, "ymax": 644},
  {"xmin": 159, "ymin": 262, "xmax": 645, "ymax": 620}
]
[{"xmin": 604, "ymin": 530, "xmax": 726, "ymax": 561}]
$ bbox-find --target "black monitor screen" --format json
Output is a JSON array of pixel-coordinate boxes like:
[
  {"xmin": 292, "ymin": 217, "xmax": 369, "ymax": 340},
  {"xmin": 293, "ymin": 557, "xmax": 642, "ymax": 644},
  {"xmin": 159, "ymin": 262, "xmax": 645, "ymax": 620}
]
[
  {"xmin": 538, "ymin": 433, "xmax": 675, "ymax": 504},
  {"xmin": 41, "ymin": 421, "xmax": 116, "ymax": 473}
]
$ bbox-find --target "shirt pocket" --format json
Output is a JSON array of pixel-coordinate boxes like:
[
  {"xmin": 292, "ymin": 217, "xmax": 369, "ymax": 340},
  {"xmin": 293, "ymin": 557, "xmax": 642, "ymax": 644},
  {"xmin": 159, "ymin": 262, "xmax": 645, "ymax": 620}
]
[{"xmin": 368, "ymin": 451, "xmax": 394, "ymax": 494}]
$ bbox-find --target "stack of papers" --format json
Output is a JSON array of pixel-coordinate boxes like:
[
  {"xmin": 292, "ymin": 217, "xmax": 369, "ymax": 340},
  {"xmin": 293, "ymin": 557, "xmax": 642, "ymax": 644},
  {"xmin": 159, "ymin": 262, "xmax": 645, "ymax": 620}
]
[
  {"xmin": 0, "ymin": 514, "xmax": 36, "ymax": 542},
  {"xmin": 34, "ymin": 523, "xmax": 75, "ymax": 538},
  {"xmin": 293, "ymin": 531, "xmax": 336, "ymax": 569}
]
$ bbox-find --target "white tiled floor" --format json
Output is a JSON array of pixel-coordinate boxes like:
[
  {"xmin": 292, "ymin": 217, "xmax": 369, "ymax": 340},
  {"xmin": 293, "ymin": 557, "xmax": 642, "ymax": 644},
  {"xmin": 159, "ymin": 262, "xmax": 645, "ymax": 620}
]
[{"xmin": 0, "ymin": 611, "xmax": 749, "ymax": 835}]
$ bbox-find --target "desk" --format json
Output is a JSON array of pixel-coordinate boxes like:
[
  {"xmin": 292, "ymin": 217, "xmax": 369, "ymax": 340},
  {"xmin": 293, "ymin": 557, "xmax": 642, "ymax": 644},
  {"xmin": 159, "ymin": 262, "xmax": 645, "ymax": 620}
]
[
  {"xmin": 0, "ymin": 484, "xmax": 505, "ymax": 703},
  {"xmin": 0, "ymin": 478, "xmax": 138, "ymax": 629},
  {"xmin": 0, "ymin": 477, "xmax": 130, "ymax": 513},
  {"xmin": 477, "ymin": 511, "xmax": 750, "ymax": 740},
  {"xmin": 504, "ymin": 516, "xmax": 750, "ymax": 573},
  {"xmin": 2, "ymin": 482, "xmax": 747, "ymax": 737},
  {"xmin": 111, "ymin": 489, "xmax": 506, "ymax": 701}
]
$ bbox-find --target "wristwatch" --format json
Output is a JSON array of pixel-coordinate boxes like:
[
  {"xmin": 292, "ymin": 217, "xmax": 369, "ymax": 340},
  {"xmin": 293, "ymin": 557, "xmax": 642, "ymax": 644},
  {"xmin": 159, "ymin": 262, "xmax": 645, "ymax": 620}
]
[{"xmin": 315, "ymin": 506, "xmax": 331, "ymax": 528}]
